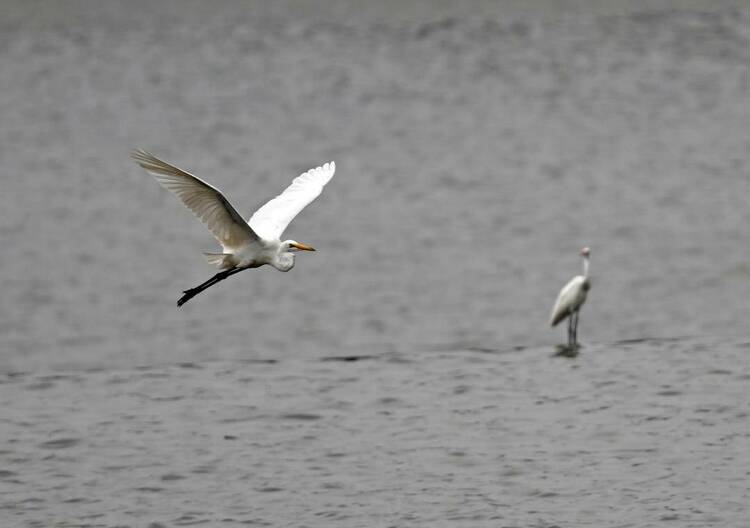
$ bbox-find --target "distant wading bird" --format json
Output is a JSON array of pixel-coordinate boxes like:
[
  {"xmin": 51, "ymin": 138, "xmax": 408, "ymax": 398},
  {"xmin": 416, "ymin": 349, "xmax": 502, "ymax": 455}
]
[
  {"xmin": 131, "ymin": 150, "xmax": 335, "ymax": 306},
  {"xmin": 549, "ymin": 247, "xmax": 591, "ymax": 348}
]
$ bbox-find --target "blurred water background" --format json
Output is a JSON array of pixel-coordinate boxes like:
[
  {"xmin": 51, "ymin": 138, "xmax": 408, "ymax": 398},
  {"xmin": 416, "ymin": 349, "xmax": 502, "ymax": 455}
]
[{"xmin": 1, "ymin": 1, "xmax": 750, "ymax": 526}]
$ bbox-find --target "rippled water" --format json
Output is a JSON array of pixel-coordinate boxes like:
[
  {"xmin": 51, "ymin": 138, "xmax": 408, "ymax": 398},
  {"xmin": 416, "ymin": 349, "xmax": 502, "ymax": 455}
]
[
  {"xmin": 2, "ymin": 1, "xmax": 750, "ymax": 526},
  {"xmin": 2, "ymin": 337, "xmax": 750, "ymax": 526}
]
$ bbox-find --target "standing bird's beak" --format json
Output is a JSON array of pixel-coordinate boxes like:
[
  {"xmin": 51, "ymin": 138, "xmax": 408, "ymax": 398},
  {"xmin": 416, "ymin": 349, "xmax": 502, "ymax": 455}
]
[{"xmin": 291, "ymin": 242, "xmax": 316, "ymax": 251}]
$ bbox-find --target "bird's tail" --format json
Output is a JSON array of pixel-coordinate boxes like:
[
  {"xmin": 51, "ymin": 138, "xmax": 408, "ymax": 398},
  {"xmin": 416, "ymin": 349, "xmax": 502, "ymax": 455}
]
[{"xmin": 203, "ymin": 252, "xmax": 234, "ymax": 269}]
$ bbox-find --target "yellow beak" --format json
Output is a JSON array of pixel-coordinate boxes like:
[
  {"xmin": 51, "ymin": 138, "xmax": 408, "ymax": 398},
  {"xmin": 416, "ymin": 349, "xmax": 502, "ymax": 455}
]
[{"xmin": 291, "ymin": 242, "xmax": 316, "ymax": 251}]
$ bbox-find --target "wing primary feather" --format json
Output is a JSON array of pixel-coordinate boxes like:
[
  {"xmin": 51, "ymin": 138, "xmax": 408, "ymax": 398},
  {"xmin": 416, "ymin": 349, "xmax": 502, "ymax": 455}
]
[
  {"xmin": 131, "ymin": 149, "xmax": 259, "ymax": 249},
  {"xmin": 248, "ymin": 161, "xmax": 336, "ymax": 240}
]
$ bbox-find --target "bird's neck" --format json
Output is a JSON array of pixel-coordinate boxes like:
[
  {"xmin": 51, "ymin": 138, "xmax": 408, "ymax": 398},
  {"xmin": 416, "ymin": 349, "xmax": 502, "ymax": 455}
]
[
  {"xmin": 272, "ymin": 250, "xmax": 295, "ymax": 272},
  {"xmin": 582, "ymin": 256, "xmax": 590, "ymax": 278}
]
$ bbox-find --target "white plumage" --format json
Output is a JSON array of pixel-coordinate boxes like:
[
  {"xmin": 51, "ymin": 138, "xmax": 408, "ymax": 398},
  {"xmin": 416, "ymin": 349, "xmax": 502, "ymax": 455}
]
[
  {"xmin": 550, "ymin": 247, "xmax": 591, "ymax": 347},
  {"xmin": 248, "ymin": 162, "xmax": 335, "ymax": 241},
  {"xmin": 131, "ymin": 149, "xmax": 335, "ymax": 305}
]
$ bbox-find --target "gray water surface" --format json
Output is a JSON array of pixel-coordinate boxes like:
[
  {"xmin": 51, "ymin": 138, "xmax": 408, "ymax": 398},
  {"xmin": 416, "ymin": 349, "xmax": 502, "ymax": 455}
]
[
  {"xmin": 2, "ymin": 1, "xmax": 750, "ymax": 369},
  {"xmin": 2, "ymin": 337, "xmax": 749, "ymax": 526},
  {"xmin": 1, "ymin": 1, "xmax": 750, "ymax": 525}
]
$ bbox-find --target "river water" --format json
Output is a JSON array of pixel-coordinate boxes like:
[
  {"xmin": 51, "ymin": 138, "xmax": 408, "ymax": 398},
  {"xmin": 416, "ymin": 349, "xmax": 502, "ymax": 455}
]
[{"xmin": 1, "ymin": 1, "xmax": 749, "ymax": 526}]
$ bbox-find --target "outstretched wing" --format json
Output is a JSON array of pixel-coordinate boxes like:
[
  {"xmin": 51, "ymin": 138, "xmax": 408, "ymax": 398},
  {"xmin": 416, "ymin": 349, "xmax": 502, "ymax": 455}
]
[
  {"xmin": 248, "ymin": 161, "xmax": 335, "ymax": 240},
  {"xmin": 132, "ymin": 149, "xmax": 259, "ymax": 250}
]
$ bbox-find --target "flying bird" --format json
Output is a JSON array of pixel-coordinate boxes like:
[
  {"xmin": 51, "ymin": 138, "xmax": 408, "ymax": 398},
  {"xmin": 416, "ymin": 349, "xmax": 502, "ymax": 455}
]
[
  {"xmin": 131, "ymin": 150, "xmax": 335, "ymax": 306},
  {"xmin": 549, "ymin": 247, "xmax": 591, "ymax": 348}
]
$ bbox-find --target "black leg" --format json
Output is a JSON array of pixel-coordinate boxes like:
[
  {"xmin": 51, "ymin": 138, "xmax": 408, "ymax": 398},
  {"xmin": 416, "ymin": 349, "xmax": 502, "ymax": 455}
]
[
  {"xmin": 567, "ymin": 314, "xmax": 574, "ymax": 348},
  {"xmin": 572, "ymin": 310, "xmax": 580, "ymax": 346},
  {"xmin": 177, "ymin": 267, "xmax": 247, "ymax": 307}
]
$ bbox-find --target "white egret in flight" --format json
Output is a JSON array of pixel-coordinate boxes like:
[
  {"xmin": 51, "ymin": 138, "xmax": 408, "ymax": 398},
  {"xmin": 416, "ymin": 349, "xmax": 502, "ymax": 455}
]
[
  {"xmin": 549, "ymin": 247, "xmax": 591, "ymax": 347},
  {"xmin": 131, "ymin": 150, "xmax": 335, "ymax": 306}
]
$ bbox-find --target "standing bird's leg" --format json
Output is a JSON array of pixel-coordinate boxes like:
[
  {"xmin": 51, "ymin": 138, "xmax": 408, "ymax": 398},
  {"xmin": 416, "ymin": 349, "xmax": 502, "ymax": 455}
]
[
  {"xmin": 572, "ymin": 310, "xmax": 580, "ymax": 347},
  {"xmin": 567, "ymin": 313, "xmax": 574, "ymax": 348},
  {"xmin": 177, "ymin": 266, "xmax": 248, "ymax": 307}
]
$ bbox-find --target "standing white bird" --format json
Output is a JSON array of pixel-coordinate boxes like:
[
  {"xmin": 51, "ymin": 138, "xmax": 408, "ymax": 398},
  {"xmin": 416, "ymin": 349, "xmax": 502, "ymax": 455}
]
[
  {"xmin": 131, "ymin": 150, "xmax": 336, "ymax": 306},
  {"xmin": 549, "ymin": 247, "xmax": 591, "ymax": 347}
]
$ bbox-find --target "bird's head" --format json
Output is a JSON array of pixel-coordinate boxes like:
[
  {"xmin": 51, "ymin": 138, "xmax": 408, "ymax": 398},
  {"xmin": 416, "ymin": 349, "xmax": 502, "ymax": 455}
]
[
  {"xmin": 580, "ymin": 247, "xmax": 590, "ymax": 258},
  {"xmin": 283, "ymin": 240, "xmax": 316, "ymax": 253}
]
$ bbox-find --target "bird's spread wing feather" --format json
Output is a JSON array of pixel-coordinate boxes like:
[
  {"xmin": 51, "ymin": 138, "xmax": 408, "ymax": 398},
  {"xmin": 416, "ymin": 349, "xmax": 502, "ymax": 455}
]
[
  {"xmin": 248, "ymin": 161, "xmax": 335, "ymax": 240},
  {"xmin": 132, "ymin": 149, "xmax": 259, "ymax": 249}
]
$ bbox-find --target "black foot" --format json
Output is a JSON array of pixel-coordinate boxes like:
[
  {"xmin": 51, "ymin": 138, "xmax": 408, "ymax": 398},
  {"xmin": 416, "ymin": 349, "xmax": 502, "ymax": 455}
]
[{"xmin": 177, "ymin": 290, "xmax": 198, "ymax": 307}]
